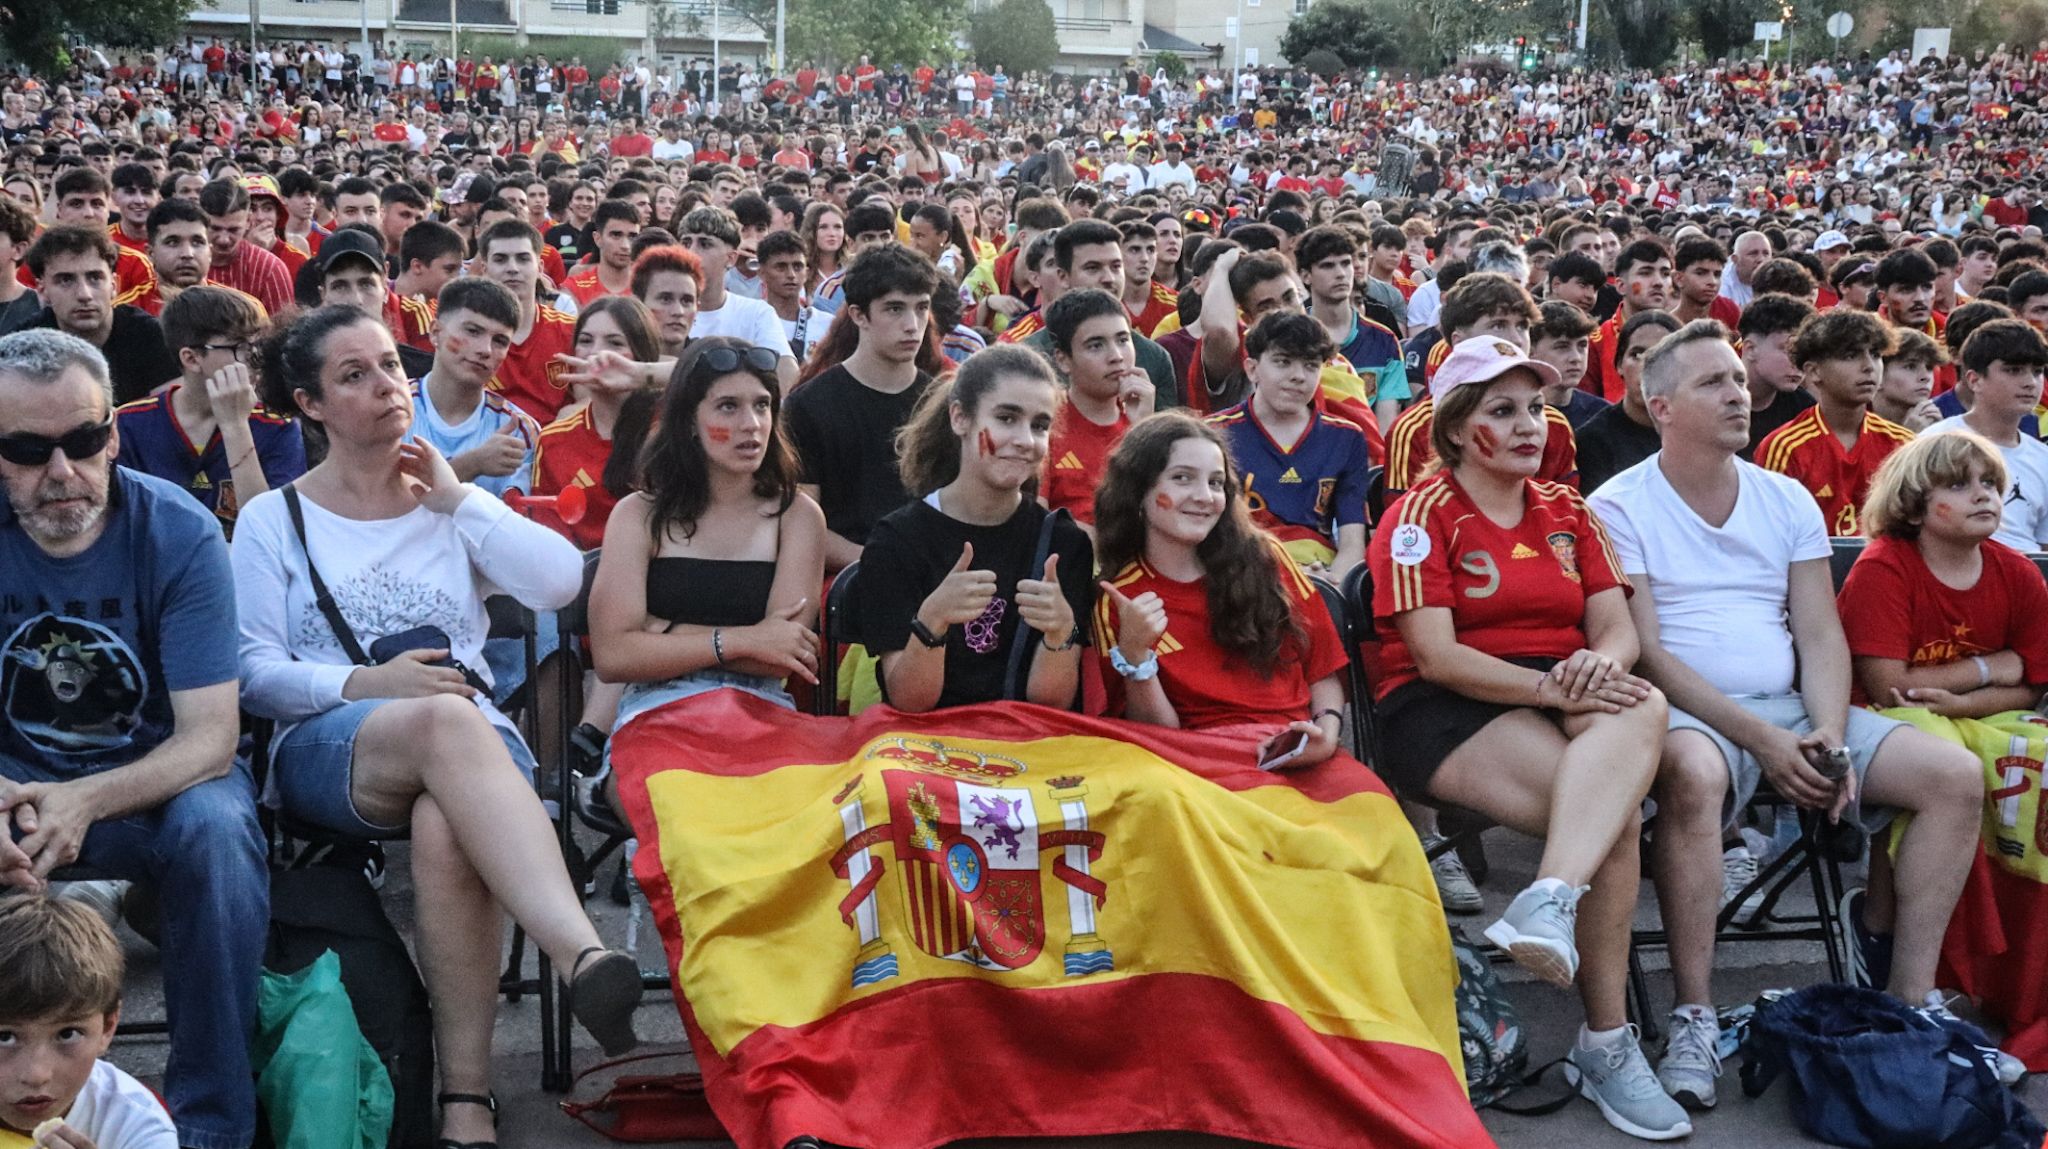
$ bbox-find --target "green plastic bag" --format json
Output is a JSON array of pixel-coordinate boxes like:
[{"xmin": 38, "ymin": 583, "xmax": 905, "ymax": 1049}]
[{"xmin": 251, "ymin": 949, "xmax": 394, "ymax": 1149}]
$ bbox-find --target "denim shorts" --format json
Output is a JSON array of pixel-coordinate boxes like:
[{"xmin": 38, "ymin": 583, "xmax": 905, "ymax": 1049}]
[{"xmin": 272, "ymin": 698, "xmax": 539, "ymax": 839}]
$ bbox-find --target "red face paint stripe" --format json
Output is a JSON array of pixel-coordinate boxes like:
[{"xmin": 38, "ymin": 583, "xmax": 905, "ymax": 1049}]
[
  {"xmin": 978, "ymin": 428, "xmax": 996, "ymax": 457},
  {"xmin": 705, "ymin": 425, "xmax": 733, "ymax": 443}
]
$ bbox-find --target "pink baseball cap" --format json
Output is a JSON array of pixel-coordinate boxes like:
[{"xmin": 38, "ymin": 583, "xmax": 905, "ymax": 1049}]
[{"xmin": 1428, "ymin": 336, "xmax": 1562, "ymax": 404}]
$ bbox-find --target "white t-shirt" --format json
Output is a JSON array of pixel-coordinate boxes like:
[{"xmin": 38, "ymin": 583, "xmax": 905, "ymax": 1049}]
[
  {"xmin": 651, "ymin": 137, "xmax": 694, "ymax": 162},
  {"xmin": 1926, "ymin": 415, "xmax": 2048, "ymax": 552},
  {"xmin": 688, "ymin": 293, "xmax": 794, "ymax": 360},
  {"xmin": 1588, "ymin": 454, "xmax": 1830, "ymax": 698},
  {"xmin": 779, "ymin": 305, "xmax": 834, "ymax": 361},
  {"xmin": 1406, "ymin": 276, "xmax": 1444, "ymax": 331},
  {"xmin": 230, "ymin": 484, "xmax": 582, "ymax": 752},
  {"xmin": 20, "ymin": 1060, "xmax": 179, "ymax": 1149}
]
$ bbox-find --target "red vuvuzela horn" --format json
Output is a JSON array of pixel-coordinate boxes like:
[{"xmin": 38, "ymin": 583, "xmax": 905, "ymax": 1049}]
[{"xmin": 505, "ymin": 483, "xmax": 589, "ymax": 525}]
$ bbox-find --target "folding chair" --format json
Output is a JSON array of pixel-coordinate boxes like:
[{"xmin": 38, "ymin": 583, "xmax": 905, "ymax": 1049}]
[
  {"xmin": 1364, "ymin": 464, "xmax": 1389, "ymax": 528},
  {"xmin": 1330, "ymin": 562, "xmax": 1661, "ymax": 1033},
  {"xmin": 817, "ymin": 560, "xmax": 863, "ymax": 717}
]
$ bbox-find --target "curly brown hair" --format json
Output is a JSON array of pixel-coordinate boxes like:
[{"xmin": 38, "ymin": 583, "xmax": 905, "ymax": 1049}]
[{"xmin": 1093, "ymin": 412, "xmax": 1304, "ymax": 677}]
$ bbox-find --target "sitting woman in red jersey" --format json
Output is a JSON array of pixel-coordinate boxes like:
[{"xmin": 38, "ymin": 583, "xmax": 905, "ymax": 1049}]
[
  {"xmin": 1090, "ymin": 412, "xmax": 1349, "ymax": 769},
  {"xmin": 1840, "ymin": 431, "xmax": 2048, "ymax": 717},
  {"xmin": 1367, "ymin": 337, "xmax": 1672, "ymax": 1107},
  {"xmin": 531, "ymin": 296, "xmax": 663, "ymax": 551}
]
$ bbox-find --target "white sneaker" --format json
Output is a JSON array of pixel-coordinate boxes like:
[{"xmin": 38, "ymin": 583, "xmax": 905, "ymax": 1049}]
[
  {"xmin": 1656, "ymin": 1006, "xmax": 1723, "ymax": 1109},
  {"xmin": 1920, "ymin": 991, "xmax": 2028, "ymax": 1087},
  {"xmin": 1483, "ymin": 879, "xmax": 1584, "ymax": 988},
  {"xmin": 1566, "ymin": 1025, "xmax": 1694, "ymax": 1141},
  {"xmin": 1721, "ymin": 844, "xmax": 1765, "ymax": 922},
  {"xmin": 1421, "ymin": 834, "xmax": 1484, "ymax": 914}
]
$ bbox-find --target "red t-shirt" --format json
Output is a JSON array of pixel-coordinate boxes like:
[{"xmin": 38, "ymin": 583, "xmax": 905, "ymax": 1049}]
[
  {"xmin": 488, "ymin": 307, "xmax": 577, "ymax": 423},
  {"xmin": 372, "ymin": 122, "xmax": 408, "ymax": 144},
  {"xmin": 1837, "ymin": 533, "xmax": 2048, "ymax": 705},
  {"xmin": 1709, "ymin": 296, "xmax": 1743, "ymax": 329},
  {"xmin": 855, "ymin": 64, "xmax": 879, "ymax": 92},
  {"xmin": 610, "ymin": 132, "xmax": 654, "ymax": 158},
  {"xmin": 397, "ymin": 294, "xmax": 437, "ymax": 352},
  {"xmin": 1128, "ymin": 283, "xmax": 1178, "ymax": 339},
  {"xmin": 1383, "ymin": 396, "xmax": 1578, "ymax": 493},
  {"xmin": 1369, "ymin": 471, "xmax": 1629, "ymax": 697},
  {"xmin": 1093, "ymin": 543, "xmax": 1348, "ymax": 730},
  {"xmin": 1756, "ymin": 406, "xmax": 1914, "ymax": 536},
  {"xmin": 531, "ymin": 406, "xmax": 617, "ymax": 550},
  {"xmin": 1042, "ymin": 399, "xmax": 1129, "ymax": 525},
  {"xmin": 559, "ymin": 267, "xmax": 625, "ymax": 308}
]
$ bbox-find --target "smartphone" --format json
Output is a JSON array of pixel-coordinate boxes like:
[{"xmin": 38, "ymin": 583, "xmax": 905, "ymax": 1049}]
[{"xmin": 1258, "ymin": 731, "xmax": 1310, "ymax": 772}]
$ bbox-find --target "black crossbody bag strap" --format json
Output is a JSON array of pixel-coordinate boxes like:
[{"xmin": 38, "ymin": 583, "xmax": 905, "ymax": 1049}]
[
  {"xmin": 282, "ymin": 483, "xmax": 371, "ymax": 667},
  {"xmin": 1001, "ymin": 507, "xmax": 1070, "ymax": 702}
]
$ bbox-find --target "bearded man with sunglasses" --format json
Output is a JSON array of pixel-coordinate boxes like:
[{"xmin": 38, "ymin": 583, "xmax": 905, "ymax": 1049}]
[{"xmin": 0, "ymin": 329, "xmax": 266, "ymax": 1149}]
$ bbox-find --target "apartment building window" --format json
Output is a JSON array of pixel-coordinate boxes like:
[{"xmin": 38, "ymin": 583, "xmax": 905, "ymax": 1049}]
[{"xmin": 1295, "ymin": 0, "xmax": 1308, "ymax": 12}]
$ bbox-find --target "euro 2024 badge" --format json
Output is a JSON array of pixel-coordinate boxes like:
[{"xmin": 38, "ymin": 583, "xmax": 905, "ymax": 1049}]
[{"xmin": 830, "ymin": 736, "xmax": 1112, "ymax": 987}]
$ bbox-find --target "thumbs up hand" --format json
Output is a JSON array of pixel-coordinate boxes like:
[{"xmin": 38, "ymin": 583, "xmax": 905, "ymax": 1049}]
[
  {"xmin": 1098, "ymin": 578, "xmax": 1169, "ymax": 664},
  {"xmin": 1015, "ymin": 553, "xmax": 1075, "ymax": 646},
  {"xmin": 915, "ymin": 542, "xmax": 1000, "ymax": 638}
]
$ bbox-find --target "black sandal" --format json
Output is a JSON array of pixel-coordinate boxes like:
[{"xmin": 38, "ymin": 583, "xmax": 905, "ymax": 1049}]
[
  {"xmin": 435, "ymin": 1091, "xmax": 497, "ymax": 1149},
  {"xmin": 570, "ymin": 946, "xmax": 644, "ymax": 1056}
]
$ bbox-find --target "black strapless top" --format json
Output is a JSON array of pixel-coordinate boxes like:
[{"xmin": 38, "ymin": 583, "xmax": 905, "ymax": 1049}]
[{"xmin": 646, "ymin": 557, "xmax": 778, "ymax": 628}]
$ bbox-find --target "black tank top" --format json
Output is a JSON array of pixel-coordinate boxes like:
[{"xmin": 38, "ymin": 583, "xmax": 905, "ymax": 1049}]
[{"xmin": 645, "ymin": 557, "xmax": 777, "ymax": 628}]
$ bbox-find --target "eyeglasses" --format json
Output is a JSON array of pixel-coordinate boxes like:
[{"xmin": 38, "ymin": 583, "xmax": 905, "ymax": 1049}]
[
  {"xmin": 201, "ymin": 340, "xmax": 257, "ymax": 362},
  {"xmin": 697, "ymin": 345, "xmax": 782, "ymax": 376},
  {"xmin": 0, "ymin": 418, "xmax": 115, "ymax": 467}
]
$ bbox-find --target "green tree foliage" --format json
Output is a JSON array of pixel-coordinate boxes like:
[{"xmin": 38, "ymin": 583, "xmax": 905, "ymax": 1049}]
[
  {"xmin": 1278, "ymin": 0, "xmax": 1402, "ymax": 68},
  {"xmin": 1601, "ymin": 0, "xmax": 1680, "ymax": 66},
  {"xmin": 968, "ymin": 0, "xmax": 1058, "ymax": 75},
  {"xmin": 1154, "ymin": 49, "xmax": 1188, "ymax": 82},
  {"xmin": 1301, "ymin": 47, "xmax": 1347, "ymax": 76},
  {"xmin": 0, "ymin": 0, "xmax": 199, "ymax": 72},
  {"xmin": 1692, "ymin": 0, "xmax": 1773, "ymax": 61},
  {"xmin": 722, "ymin": 0, "xmax": 967, "ymax": 68}
]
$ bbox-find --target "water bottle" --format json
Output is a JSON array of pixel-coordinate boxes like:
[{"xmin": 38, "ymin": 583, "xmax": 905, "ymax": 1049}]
[{"xmin": 621, "ymin": 837, "xmax": 646, "ymax": 959}]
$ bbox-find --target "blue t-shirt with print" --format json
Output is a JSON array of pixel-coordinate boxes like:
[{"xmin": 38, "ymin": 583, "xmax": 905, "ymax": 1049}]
[{"xmin": 0, "ymin": 468, "xmax": 238, "ymax": 780}]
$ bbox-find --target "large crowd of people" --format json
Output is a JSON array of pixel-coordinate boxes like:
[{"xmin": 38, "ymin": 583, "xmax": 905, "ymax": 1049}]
[{"xmin": 4, "ymin": 29, "xmax": 2048, "ymax": 1149}]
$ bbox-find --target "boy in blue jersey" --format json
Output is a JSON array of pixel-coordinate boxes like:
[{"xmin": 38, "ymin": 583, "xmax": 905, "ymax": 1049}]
[
  {"xmin": 115, "ymin": 286, "xmax": 304, "ymax": 538},
  {"xmin": 404, "ymin": 277, "xmax": 538, "ymax": 499},
  {"xmin": 1209, "ymin": 311, "xmax": 1371, "ymax": 577}
]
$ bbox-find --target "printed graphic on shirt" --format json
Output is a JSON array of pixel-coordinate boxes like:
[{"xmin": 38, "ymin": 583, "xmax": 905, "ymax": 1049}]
[
  {"xmin": 2, "ymin": 613, "xmax": 147, "ymax": 754},
  {"xmin": 292, "ymin": 566, "xmax": 475, "ymax": 655}
]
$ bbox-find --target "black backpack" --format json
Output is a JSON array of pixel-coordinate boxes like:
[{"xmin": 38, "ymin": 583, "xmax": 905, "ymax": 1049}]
[{"xmin": 264, "ymin": 866, "xmax": 437, "ymax": 1149}]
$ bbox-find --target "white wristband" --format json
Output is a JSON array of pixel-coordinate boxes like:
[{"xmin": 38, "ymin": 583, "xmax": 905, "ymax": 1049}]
[{"xmin": 1973, "ymin": 655, "xmax": 1992, "ymax": 688}]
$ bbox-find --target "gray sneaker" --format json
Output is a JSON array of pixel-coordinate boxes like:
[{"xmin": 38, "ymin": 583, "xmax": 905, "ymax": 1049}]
[
  {"xmin": 1482, "ymin": 880, "xmax": 1584, "ymax": 988},
  {"xmin": 1566, "ymin": 1026, "xmax": 1695, "ymax": 1141},
  {"xmin": 1422, "ymin": 834, "xmax": 1484, "ymax": 914},
  {"xmin": 1657, "ymin": 1007, "xmax": 1723, "ymax": 1109}
]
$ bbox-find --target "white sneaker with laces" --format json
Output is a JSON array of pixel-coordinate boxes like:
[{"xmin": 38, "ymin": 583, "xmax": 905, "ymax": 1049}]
[
  {"xmin": 1656, "ymin": 1005, "xmax": 1723, "ymax": 1109},
  {"xmin": 1422, "ymin": 833, "xmax": 1484, "ymax": 914},
  {"xmin": 1920, "ymin": 991, "xmax": 2028, "ymax": 1087},
  {"xmin": 1566, "ymin": 1025, "xmax": 1694, "ymax": 1141},
  {"xmin": 1720, "ymin": 844, "xmax": 1764, "ymax": 921},
  {"xmin": 1483, "ymin": 879, "xmax": 1584, "ymax": 988}
]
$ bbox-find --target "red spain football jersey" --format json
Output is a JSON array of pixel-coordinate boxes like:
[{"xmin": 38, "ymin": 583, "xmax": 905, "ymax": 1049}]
[
  {"xmin": 1837, "ymin": 533, "xmax": 2048, "ymax": 705},
  {"xmin": 1383, "ymin": 396, "xmax": 1579, "ymax": 493},
  {"xmin": 531, "ymin": 405, "xmax": 616, "ymax": 551},
  {"xmin": 1369, "ymin": 471, "xmax": 1629, "ymax": 698},
  {"xmin": 397, "ymin": 294, "xmax": 438, "ymax": 352},
  {"xmin": 489, "ymin": 306, "xmax": 578, "ymax": 423},
  {"xmin": 1093, "ymin": 542, "xmax": 1347, "ymax": 730},
  {"xmin": 1755, "ymin": 406, "xmax": 1914, "ymax": 536},
  {"xmin": 1041, "ymin": 398, "xmax": 1128, "ymax": 525},
  {"xmin": 1129, "ymin": 283, "xmax": 1178, "ymax": 340},
  {"xmin": 560, "ymin": 267, "xmax": 627, "ymax": 309}
]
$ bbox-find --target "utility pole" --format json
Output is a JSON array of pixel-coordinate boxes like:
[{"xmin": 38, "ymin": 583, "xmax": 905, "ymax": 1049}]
[
  {"xmin": 250, "ymin": 0, "xmax": 260, "ymax": 92},
  {"xmin": 450, "ymin": 0, "xmax": 460, "ymax": 67},
  {"xmin": 1576, "ymin": 0, "xmax": 1589, "ymax": 52},
  {"xmin": 775, "ymin": 0, "xmax": 785, "ymax": 70},
  {"xmin": 712, "ymin": 0, "xmax": 721, "ymax": 113}
]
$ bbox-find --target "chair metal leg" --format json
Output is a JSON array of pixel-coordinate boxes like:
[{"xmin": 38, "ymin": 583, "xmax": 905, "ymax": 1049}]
[
  {"xmin": 501, "ymin": 925, "xmax": 529, "ymax": 1003},
  {"xmin": 1627, "ymin": 937, "xmax": 1659, "ymax": 1043}
]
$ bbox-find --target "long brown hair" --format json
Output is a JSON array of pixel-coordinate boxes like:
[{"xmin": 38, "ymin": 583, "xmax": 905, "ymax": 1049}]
[
  {"xmin": 639, "ymin": 336, "xmax": 798, "ymax": 542},
  {"xmin": 893, "ymin": 345, "xmax": 1054, "ymax": 496},
  {"xmin": 1094, "ymin": 413, "xmax": 1304, "ymax": 676}
]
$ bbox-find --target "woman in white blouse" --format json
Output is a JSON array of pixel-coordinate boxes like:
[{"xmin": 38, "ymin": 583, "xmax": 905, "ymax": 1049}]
[{"xmin": 231, "ymin": 307, "xmax": 642, "ymax": 1149}]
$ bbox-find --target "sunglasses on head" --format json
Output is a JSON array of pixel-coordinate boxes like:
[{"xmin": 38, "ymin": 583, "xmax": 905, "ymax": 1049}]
[
  {"xmin": 697, "ymin": 345, "xmax": 782, "ymax": 377},
  {"xmin": 0, "ymin": 418, "xmax": 114, "ymax": 467}
]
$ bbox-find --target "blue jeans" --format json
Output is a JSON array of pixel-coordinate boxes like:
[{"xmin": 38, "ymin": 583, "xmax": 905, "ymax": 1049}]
[{"xmin": 9, "ymin": 757, "xmax": 268, "ymax": 1149}]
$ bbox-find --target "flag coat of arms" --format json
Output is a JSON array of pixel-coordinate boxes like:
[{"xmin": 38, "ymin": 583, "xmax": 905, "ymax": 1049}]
[{"xmin": 612, "ymin": 689, "xmax": 1492, "ymax": 1149}]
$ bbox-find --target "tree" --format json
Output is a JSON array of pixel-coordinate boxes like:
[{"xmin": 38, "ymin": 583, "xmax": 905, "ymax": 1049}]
[
  {"xmin": 0, "ymin": 0, "xmax": 198, "ymax": 72},
  {"xmin": 1154, "ymin": 50, "xmax": 1188, "ymax": 83},
  {"xmin": 1692, "ymin": 0, "xmax": 1772, "ymax": 62},
  {"xmin": 1301, "ymin": 47, "xmax": 1347, "ymax": 77},
  {"xmin": 1601, "ymin": 0, "xmax": 1681, "ymax": 66},
  {"xmin": 968, "ymin": 0, "xmax": 1058, "ymax": 75},
  {"xmin": 721, "ymin": 0, "xmax": 968, "ymax": 68},
  {"xmin": 1278, "ymin": 0, "xmax": 1401, "ymax": 69}
]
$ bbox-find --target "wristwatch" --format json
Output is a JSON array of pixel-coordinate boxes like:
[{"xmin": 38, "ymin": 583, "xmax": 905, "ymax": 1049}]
[
  {"xmin": 909, "ymin": 617, "xmax": 949, "ymax": 649},
  {"xmin": 1108, "ymin": 646, "xmax": 1159, "ymax": 681},
  {"xmin": 1041, "ymin": 625, "xmax": 1083, "ymax": 653}
]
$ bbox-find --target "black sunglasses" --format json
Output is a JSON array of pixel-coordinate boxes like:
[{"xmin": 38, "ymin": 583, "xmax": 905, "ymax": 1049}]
[
  {"xmin": 0, "ymin": 419, "xmax": 115, "ymax": 467},
  {"xmin": 697, "ymin": 345, "xmax": 782, "ymax": 377}
]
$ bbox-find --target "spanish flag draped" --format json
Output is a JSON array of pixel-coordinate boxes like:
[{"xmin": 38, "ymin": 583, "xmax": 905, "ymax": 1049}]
[
  {"xmin": 612, "ymin": 689, "xmax": 1489, "ymax": 1149},
  {"xmin": 1888, "ymin": 709, "xmax": 2048, "ymax": 1069}
]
